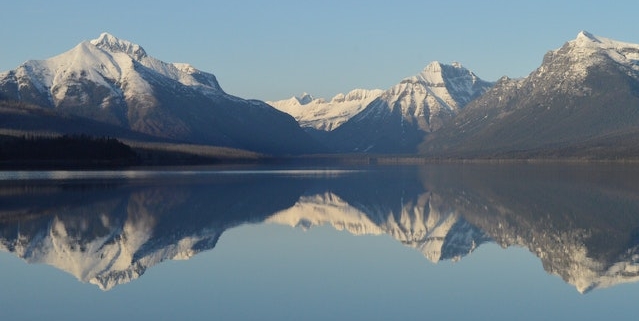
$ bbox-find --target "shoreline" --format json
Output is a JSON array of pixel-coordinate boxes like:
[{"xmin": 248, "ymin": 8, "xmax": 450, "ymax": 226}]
[{"xmin": 3, "ymin": 154, "xmax": 639, "ymax": 170}]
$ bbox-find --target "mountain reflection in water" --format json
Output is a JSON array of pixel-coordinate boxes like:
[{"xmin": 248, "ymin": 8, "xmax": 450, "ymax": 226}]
[{"xmin": 1, "ymin": 165, "xmax": 638, "ymax": 293}]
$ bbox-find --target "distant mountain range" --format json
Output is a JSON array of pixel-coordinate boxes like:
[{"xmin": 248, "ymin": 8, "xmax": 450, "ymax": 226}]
[
  {"xmin": 267, "ymin": 89, "xmax": 384, "ymax": 131},
  {"xmin": 1, "ymin": 31, "xmax": 639, "ymax": 158}
]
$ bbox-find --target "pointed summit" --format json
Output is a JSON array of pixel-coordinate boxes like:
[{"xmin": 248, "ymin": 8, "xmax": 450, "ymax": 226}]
[
  {"xmin": 576, "ymin": 30, "xmax": 600, "ymax": 43},
  {"xmin": 414, "ymin": 61, "xmax": 477, "ymax": 89},
  {"xmin": 416, "ymin": 61, "xmax": 447, "ymax": 87},
  {"xmin": 326, "ymin": 62, "xmax": 493, "ymax": 153},
  {"xmin": 0, "ymin": 33, "xmax": 321, "ymax": 155},
  {"xmin": 424, "ymin": 61, "xmax": 443, "ymax": 72},
  {"xmin": 559, "ymin": 31, "xmax": 639, "ymax": 73},
  {"xmin": 423, "ymin": 32, "xmax": 639, "ymax": 158},
  {"xmin": 568, "ymin": 30, "xmax": 639, "ymax": 57},
  {"xmin": 295, "ymin": 92, "xmax": 314, "ymax": 105},
  {"xmin": 90, "ymin": 32, "xmax": 147, "ymax": 60}
]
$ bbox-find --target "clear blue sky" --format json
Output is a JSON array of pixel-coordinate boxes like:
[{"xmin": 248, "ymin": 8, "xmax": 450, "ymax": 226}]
[{"xmin": 2, "ymin": 1, "xmax": 638, "ymax": 101}]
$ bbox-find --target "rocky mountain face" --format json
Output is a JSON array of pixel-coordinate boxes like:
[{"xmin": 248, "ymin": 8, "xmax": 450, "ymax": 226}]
[
  {"xmin": 2, "ymin": 31, "xmax": 639, "ymax": 158},
  {"xmin": 0, "ymin": 33, "xmax": 320, "ymax": 155},
  {"xmin": 325, "ymin": 62, "xmax": 493, "ymax": 153},
  {"xmin": 422, "ymin": 31, "xmax": 639, "ymax": 158},
  {"xmin": 267, "ymin": 89, "xmax": 384, "ymax": 131},
  {"xmin": 266, "ymin": 31, "xmax": 639, "ymax": 157}
]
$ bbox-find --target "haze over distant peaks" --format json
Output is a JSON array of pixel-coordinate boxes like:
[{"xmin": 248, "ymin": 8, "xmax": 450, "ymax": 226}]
[
  {"xmin": 268, "ymin": 88, "xmax": 384, "ymax": 131},
  {"xmin": 295, "ymin": 92, "xmax": 315, "ymax": 105}
]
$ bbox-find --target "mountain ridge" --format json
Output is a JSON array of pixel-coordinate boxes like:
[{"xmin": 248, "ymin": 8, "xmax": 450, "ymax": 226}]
[
  {"xmin": 267, "ymin": 88, "xmax": 384, "ymax": 131},
  {"xmin": 0, "ymin": 33, "xmax": 321, "ymax": 155},
  {"xmin": 420, "ymin": 31, "xmax": 639, "ymax": 158},
  {"xmin": 324, "ymin": 61, "xmax": 493, "ymax": 153},
  {"xmin": 2, "ymin": 31, "xmax": 639, "ymax": 158}
]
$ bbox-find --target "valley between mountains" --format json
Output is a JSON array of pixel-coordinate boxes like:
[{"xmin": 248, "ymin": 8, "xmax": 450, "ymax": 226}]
[{"xmin": 2, "ymin": 31, "xmax": 639, "ymax": 162}]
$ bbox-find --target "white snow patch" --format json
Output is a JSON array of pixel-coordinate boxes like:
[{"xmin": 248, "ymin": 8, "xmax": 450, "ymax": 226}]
[
  {"xmin": 268, "ymin": 89, "xmax": 384, "ymax": 131},
  {"xmin": 6, "ymin": 32, "xmax": 225, "ymax": 108}
]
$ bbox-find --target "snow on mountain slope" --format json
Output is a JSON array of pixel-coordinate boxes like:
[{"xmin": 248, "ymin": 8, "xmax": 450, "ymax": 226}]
[
  {"xmin": 267, "ymin": 89, "xmax": 383, "ymax": 131},
  {"xmin": 3, "ymin": 32, "xmax": 223, "ymax": 109},
  {"xmin": 525, "ymin": 31, "xmax": 639, "ymax": 99},
  {"xmin": 360, "ymin": 61, "xmax": 493, "ymax": 132},
  {"xmin": 0, "ymin": 32, "xmax": 321, "ymax": 154},
  {"xmin": 545, "ymin": 31, "xmax": 639, "ymax": 81},
  {"xmin": 327, "ymin": 62, "xmax": 493, "ymax": 153},
  {"xmin": 423, "ymin": 31, "xmax": 639, "ymax": 157}
]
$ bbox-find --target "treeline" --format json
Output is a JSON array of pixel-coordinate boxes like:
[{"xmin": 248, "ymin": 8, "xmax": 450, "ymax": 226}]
[{"xmin": 0, "ymin": 134, "xmax": 138, "ymax": 163}]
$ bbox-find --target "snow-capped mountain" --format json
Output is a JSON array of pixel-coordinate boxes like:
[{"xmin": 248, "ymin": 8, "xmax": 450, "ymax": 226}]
[
  {"xmin": 267, "ymin": 89, "xmax": 383, "ymax": 131},
  {"xmin": 0, "ymin": 33, "xmax": 223, "ymax": 109},
  {"xmin": 327, "ymin": 62, "xmax": 493, "ymax": 153},
  {"xmin": 0, "ymin": 33, "xmax": 320, "ymax": 155},
  {"xmin": 4, "ymin": 31, "xmax": 639, "ymax": 157},
  {"xmin": 423, "ymin": 31, "xmax": 639, "ymax": 157}
]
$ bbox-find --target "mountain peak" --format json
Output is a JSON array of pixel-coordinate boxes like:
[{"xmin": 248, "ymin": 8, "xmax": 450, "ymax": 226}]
[
  {"xmin": 577, "ymin": 30, "xmax": 598, "ymax": 40},
  {"xmin": 295, "ymin": 92, "xmax": 314, "ymax": 105},
  {"xmin": 563, "ymin": 31, "xmax": 639, "ymax": 72},
  {"xmin": 570, "ymin": 31, "xmax": 639, "ymax": 53},
  {"xmin": 415, "ymin": 61, "xmax": 453, "ymax": 86},
  {"xmin": 424, "ymin": 61, "xmax": 443, "ymax": 72},
  {"xmin": 418, "ymin": 61, "xmax": 470, "ymax": 81},
  {"xmin": 90, "ymin": 32, "xmax": 147, "ymax": 60},
  {"xmin": 575, "ymin": 30, "xmax": 602, "ymax": 44}
]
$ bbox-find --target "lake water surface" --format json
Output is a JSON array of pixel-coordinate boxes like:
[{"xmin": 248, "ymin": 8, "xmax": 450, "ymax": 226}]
[{"xmin": 1, "ymin": 164, "xmax": 639, "ymax": 320}]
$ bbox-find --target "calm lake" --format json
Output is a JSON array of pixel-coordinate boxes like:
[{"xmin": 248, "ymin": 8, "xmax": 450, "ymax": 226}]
[{"xmin": 1, "ymin": 164, "xmax": 639, "ymax": 320}]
